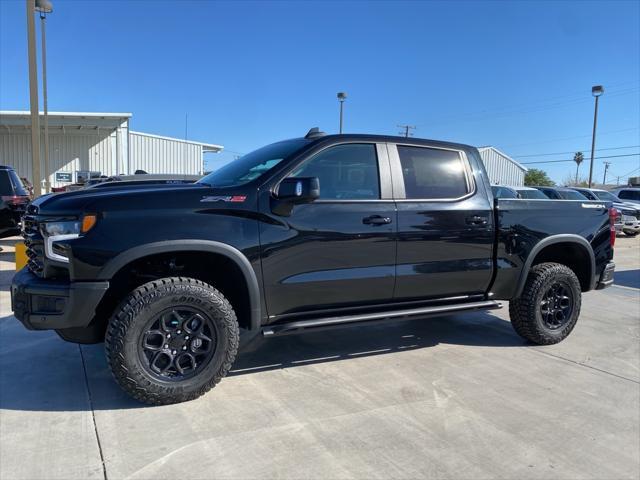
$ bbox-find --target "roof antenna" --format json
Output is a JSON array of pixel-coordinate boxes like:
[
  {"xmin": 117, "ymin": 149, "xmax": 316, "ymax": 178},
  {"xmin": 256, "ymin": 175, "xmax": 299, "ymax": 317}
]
[{"xmin": 305, "ymin": 127, "xmax": 326, "ymax": 139}]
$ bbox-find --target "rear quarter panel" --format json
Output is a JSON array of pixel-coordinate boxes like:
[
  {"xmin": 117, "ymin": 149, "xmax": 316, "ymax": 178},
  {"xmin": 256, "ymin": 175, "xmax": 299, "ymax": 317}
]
[{"xmin": 491, "ymin": 199, "xmax": 613, "ymax": 299}]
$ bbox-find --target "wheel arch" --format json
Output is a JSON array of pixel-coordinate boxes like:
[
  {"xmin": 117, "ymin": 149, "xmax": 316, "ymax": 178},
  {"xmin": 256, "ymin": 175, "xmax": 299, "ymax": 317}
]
[
  {"xmin": 98, "ymin": 240, "xmax": 262, "ymax": 331},
  {"xmin": 515, "ymin": 234, "xmax": 596, "ymax": 297}
]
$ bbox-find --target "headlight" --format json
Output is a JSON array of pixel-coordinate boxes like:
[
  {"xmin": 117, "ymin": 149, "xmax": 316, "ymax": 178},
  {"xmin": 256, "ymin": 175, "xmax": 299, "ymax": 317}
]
[
  {"xmin": 40, "ymin": 214, "xmax": 97, "ymax": 263},
  {"xmin": 41, "ymin": 221, "xmax": 80, "ymax": 237}
]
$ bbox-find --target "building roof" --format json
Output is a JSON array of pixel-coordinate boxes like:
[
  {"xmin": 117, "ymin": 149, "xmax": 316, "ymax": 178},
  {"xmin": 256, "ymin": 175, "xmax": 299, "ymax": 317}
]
[
  {"xmin": 130, "ymin": 130, "xmax": 223, "ymax": 152},
  {"xmin": 478, "ymin": 146, "xmax": 528, "ymax": 172},
  {"xmin": 0, "ymin": 110, "xmax": 223, "ymax": 152}
]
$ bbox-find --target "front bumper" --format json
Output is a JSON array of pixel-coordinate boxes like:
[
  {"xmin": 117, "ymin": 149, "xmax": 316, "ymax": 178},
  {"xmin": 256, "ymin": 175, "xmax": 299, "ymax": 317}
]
[
  {"xmin": 11, "ymin": 268, "xmax": 109, "ymax": 330},
  {"xmin": 596, "ymin": 261, "xmax": 615, "ymax": 290}
]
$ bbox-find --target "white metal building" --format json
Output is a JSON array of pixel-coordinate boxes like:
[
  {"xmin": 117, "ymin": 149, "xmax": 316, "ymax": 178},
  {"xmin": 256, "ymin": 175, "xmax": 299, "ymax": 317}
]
[
  {"xmin": 0, "ymin": 111, "xmax": 223, "ymax": 189},
  {"xmin": 478, "ymin": 146, "xmax": 527, "ymax": 186}
]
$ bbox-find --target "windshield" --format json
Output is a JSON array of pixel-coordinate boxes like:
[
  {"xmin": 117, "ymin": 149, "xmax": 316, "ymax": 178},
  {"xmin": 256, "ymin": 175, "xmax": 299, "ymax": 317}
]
[
  {"xmin": 594, "ymin": 190, "xmax": 622, "ymax": 202},
  {"xmin": 198, "ymin": 139, "xmax": 308, "ymax": 188},
  {"xmin": 516, "ymin": 188, "xmax": 548, "ymax": 199},
  {"xmin": 559, "ymin": 189, "xmax": 588, "ymax": 200}
]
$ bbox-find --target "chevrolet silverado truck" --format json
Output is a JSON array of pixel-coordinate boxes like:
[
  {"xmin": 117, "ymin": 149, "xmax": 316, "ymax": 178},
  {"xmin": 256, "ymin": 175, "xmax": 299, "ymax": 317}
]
[{"xmin": 11, "ymin": 129, "xmax": 616, "ymax": 405}]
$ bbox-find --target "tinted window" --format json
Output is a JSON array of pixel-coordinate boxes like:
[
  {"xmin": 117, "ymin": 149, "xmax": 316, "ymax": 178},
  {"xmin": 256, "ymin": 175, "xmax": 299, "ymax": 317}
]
[
  {"xmin": 593, "ymin": 190, "xmax": 621, "ymax": 202},
  {"xmin": 398, "ymin": 146, "xmax": 469, "ymax": 199},
  {"xmin": 618, "ymin": 190, "xmax": 640, "ymax": 201},
  {"xmin": 558, "ymin": 190, "xmax": 588, "ymax": 200},
  {"xmin": 537, "ymin": 188, "xmax": 559, "ymax": 199},
  {"xmin": 290, "ymin": 144, "xmax": 380, "ymax": 200},
  {"xmin": 574, "ymin": 189, "xmax": 597, "ymax": 200},
  {"xmin": 492, "ymin": 186, "xmax": 518, "ymax": 199},
  {"xmin": 7, "ymin": 170, "xmax": 28, "ymax": 196},
  {"xmin": 198, "ymin": 139, "xmax": 308, "ymax": 187},
  {"xmin": 516, "ymin": 189, "xmax": 548, "ymax": 199},
  {"xmin": 0, "ymin": 171, "xmax": 12, "ymax": 194}
]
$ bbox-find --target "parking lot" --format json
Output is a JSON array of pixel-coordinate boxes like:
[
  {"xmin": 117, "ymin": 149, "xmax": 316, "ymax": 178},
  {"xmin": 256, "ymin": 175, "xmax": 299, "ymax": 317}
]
[{"xmin": 0, "ymin": 236, "xmax": 638, "ymax": 480}]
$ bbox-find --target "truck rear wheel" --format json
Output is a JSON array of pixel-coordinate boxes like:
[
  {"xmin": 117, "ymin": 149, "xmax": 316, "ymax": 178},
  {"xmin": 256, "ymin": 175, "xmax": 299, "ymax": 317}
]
[
  {"xmin": 509, "ymin": 262, "xmax": 582, "ymax": 345},
  {"xmin": 105, "ymin": 277, "xmax": 239, "ymax": 405}
]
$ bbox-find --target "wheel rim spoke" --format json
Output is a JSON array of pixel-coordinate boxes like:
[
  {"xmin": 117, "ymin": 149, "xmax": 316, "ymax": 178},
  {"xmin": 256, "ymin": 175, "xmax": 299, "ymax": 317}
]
[
  {"xmin": 539, "ymin": 281, "xmax": 573, "ymax": 330},
  {"xmin": 139, "ymin": 308, "xmax": 217, "ymax": 381}
]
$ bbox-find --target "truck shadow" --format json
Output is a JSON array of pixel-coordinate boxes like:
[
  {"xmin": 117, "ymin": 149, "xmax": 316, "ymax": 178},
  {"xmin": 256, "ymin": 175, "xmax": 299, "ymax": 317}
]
[
  {"xmin": 0, "ymin": 310, "xmax": 526, "ymax": 412},
  {"xmin": 614, "ymin": 269, "xmax": 640, "ymax": 289}
]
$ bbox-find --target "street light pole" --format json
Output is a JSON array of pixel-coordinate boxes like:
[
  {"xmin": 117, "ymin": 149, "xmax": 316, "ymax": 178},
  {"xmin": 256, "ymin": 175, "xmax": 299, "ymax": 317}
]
[
  {"xmin": 38, "ymin": 2, "xmax": 53, "ymax": 193},
  {"xmin": 26, "ymin": 0, "xmax": 42, "ymax": 197},
  {"xmin": 588, "ymin": 85, "xmax": 604, "ymax": 188},
  {"xmin": 337, "ymin": 92, "xmax": 347, "ymax": 134}
]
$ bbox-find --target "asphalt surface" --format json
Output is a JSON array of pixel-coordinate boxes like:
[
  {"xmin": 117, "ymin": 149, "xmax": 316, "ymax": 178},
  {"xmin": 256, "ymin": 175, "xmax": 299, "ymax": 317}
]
[{"xmin": 1, "ymin": 235, "xmax": 638, "ymax": 480}]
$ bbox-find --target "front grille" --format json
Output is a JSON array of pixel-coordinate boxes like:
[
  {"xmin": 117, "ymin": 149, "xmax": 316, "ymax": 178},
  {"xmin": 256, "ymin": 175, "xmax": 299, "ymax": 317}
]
[{"xmin": 22, "ymin": 216, "xmax": 44, "ymax": 277}]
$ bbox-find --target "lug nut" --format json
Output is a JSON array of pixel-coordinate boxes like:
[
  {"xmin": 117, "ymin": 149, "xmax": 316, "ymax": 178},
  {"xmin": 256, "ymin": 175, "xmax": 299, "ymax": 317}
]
[
  {"xmin": 185, "ymin": 335, "xmax": 189, "ymax": 340},
  {"xmin": 167, "ymin": 333, "xmax": 171, "ymax": 338},
  {"xmin": 177, "ymin": 330, "xmax": 182, "ymax": 334},
  {"xmin": 164, "ymin": 344, "xmax": 169, "ymax": 349},
  {"xmin": 172, "ymin": 350, "xmax": 177, "ymax": 355},
  {"xmin": 182, "ymin": 346, "xmax": 187, "ymax": 350}
]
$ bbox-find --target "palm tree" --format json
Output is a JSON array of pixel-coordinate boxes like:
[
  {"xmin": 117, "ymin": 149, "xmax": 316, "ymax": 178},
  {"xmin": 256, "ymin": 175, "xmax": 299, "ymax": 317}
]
[{"xmin": 573, "ymin": 152, "xmax": 584, "ymax": 185}]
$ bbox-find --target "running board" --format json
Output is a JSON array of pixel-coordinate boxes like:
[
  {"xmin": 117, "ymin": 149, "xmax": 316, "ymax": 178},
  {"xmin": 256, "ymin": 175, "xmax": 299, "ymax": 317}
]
[{"xmin": 262, "ymin": 300, "xmax": 502, "ymax": 337}]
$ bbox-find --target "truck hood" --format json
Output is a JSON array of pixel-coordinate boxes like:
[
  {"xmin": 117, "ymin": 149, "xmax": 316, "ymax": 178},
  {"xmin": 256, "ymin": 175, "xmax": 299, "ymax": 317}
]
[{"xmin": 29, "ymin": 182, "xmax": 240, "ymax": 216}]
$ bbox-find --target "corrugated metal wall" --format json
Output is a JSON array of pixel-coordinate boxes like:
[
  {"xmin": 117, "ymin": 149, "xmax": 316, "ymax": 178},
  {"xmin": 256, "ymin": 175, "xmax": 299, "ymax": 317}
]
[
  {"xmin": 479, "ymin": 148, "xmax": 526, "ymax": 186},
  {"xmin": 129, "ymin": 132, "xmax": 203, "ymax": 175},
  {"xmin": 0, "ymin": 131, "xmax": 115, "ymax": 188}
]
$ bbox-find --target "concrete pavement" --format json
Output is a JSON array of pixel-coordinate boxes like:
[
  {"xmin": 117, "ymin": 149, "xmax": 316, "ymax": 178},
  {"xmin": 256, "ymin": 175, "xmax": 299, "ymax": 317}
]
[{"xmin": 1, "ymin": 236, "xmax": 639, "ymax": 479}]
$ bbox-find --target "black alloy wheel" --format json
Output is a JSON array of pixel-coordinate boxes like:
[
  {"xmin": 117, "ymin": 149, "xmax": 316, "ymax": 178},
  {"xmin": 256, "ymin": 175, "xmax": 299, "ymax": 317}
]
[
  {"xmin": 539, "ymin": 282, "xmax": 573, "ymax": 330},
  {"xmin": 139, "ymin": 308, "xmax": 217, "ymax": 381}
]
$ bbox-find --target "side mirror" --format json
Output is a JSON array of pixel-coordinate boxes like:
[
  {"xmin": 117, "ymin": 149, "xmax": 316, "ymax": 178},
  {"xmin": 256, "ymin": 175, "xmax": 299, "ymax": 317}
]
[
  {"xmin": 271, "ymin": 177, "xmax": 320, "ymax": 216},
  {"xmin": 275, "ymin": 177, "xmax": 320, "ymax": 204}
]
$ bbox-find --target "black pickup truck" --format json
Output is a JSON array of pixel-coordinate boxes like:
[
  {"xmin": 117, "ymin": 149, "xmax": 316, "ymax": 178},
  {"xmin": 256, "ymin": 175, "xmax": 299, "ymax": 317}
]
[{"xmin": 11, "ymin": 129, "xmax": 616, "ymax": 405}]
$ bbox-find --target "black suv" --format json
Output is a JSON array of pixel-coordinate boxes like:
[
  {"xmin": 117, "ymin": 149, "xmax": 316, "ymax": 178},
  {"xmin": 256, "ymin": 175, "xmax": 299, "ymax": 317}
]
[
  {"xmin": 11, "ymin": 130, "xmax": 615, "ymax": 404},
  {"xmin": 1, "ymin": 166, "xmax": 30, "ymax": 239}
]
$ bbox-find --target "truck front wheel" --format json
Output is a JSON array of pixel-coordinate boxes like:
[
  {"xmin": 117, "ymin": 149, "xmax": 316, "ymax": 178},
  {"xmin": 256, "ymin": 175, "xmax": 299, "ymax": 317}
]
[
  {"xmin": 105, "ymin": 277, "xmax": 239, "ymax": 405},
  {"xmin": 509, "ymin": 263, "xmax": 582, "ymax": 345}
]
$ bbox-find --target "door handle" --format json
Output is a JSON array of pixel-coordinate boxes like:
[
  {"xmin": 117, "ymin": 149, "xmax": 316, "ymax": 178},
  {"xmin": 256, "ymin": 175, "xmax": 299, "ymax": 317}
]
[
  {"xmin": 363, "ymin": 215, "xmax": 392, "ymax": 225},
  {"xmin": 466, "ymin": 215, "xmax": 488, "ymax": 225}
]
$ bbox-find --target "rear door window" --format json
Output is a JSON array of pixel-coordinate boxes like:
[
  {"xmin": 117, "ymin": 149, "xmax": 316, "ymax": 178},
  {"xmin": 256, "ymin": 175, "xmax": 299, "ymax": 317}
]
[{"xmin": 397, "ymin": 146, "xmax": 469, "ymax": 199}]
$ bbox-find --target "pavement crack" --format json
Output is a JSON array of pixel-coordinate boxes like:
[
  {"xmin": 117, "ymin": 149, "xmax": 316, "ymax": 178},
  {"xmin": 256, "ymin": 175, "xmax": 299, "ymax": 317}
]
[
  {"xmin": 79, "ymin": 344, "xmax": 109, "ymax": 480},
  {"xmin": 529, "ymin": 347, "xmax": 640, "ymax": 384}
]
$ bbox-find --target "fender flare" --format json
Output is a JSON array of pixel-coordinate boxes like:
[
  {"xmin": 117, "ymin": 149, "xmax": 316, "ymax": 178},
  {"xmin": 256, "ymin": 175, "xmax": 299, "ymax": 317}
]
[
  {"xmin": 98, "ymin": 240, "xmax": 262, "ymax": 331},
  {"xmin": 514, "ymin": 234, "xmax": 596, "ymax": 297}
]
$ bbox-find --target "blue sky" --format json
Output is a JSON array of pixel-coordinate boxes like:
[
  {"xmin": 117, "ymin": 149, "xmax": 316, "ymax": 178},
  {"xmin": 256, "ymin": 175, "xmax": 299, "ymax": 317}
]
[{"xmin": 1, "ymin": 0, "xmax": 638, "ymax": 184}]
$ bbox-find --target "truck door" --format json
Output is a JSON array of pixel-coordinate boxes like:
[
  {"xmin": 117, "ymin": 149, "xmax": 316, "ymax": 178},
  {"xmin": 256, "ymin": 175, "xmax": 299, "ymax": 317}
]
[
  {"xmin": 259, "ymin": 142, "xmax": 397, "ymax": 318},
  {"xmin": 389, "ymin": 143, "xmax": 494, "ymax": 300}
]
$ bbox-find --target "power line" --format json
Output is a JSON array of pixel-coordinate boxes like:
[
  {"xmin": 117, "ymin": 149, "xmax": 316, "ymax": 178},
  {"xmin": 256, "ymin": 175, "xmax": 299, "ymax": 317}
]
[
  {"xmin": 521, "ymin": 153, "xmax": 640, "ymax": 165},
  {"xmin": 501, "ymin": 127, "xmax": 640, "ymax": 149},
  {"xmin": 514, "ymin": 145, "xmax": 640, "ymax": 158},
  {"xmin": 615, "ymin": 166, "xmax": 640, "ymax": 179}
]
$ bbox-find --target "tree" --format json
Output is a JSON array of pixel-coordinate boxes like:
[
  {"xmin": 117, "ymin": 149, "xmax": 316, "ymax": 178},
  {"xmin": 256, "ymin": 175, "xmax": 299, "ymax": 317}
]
[
  {"xmin": 563, "ymin": 173, "xmax": 589, "ymax": 187},
  {"xmin": 524, "ymin": 168, "xmax": 555, "ymax": 186},
  {"xmin": 573, "ymin": 152, "xmax": 584, "ymax": 185}
]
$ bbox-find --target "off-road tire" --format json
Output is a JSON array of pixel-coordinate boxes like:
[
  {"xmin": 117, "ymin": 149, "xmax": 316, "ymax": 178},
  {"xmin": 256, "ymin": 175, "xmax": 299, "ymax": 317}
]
[
  {"xmin": 105, "ymin": 277, "xmax": 239, "ymax": 405},
  {"xmin": 509, "ymin": 262, "xmax": 582, "ymax": 345}
]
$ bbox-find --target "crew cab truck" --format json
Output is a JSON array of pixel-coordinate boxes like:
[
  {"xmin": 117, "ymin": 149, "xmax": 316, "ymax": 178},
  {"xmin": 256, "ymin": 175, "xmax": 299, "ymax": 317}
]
[{"xmin": 11, "ymin": 130, "xmax": 616, "ymax": 405}]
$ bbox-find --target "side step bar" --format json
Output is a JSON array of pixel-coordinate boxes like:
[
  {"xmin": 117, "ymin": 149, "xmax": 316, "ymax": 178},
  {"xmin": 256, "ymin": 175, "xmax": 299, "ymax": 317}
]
[{"xmin": 262, "ymin": 300, "xmax": 502, "ymax": 337}]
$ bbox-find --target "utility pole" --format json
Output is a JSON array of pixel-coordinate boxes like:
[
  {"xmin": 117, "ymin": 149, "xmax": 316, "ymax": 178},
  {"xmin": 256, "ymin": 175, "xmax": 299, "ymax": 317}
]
[
  {"xmin": 26, "ymin": 0, "xmax": 42, "ymax": 197},
  {"xmin": 588, "ymin": 85, "xmax": 604, "ymax": 188},
  {"xmin": 398, "ymin": 124, "xmax": 416, "ymax": 137},
  {"xmin": 38, "ymin": 1, "xmax": 53, "ymax": 193},
  {"xmin": 602, "ymin": 161, "xmax": 611, "ymax": 185}
]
